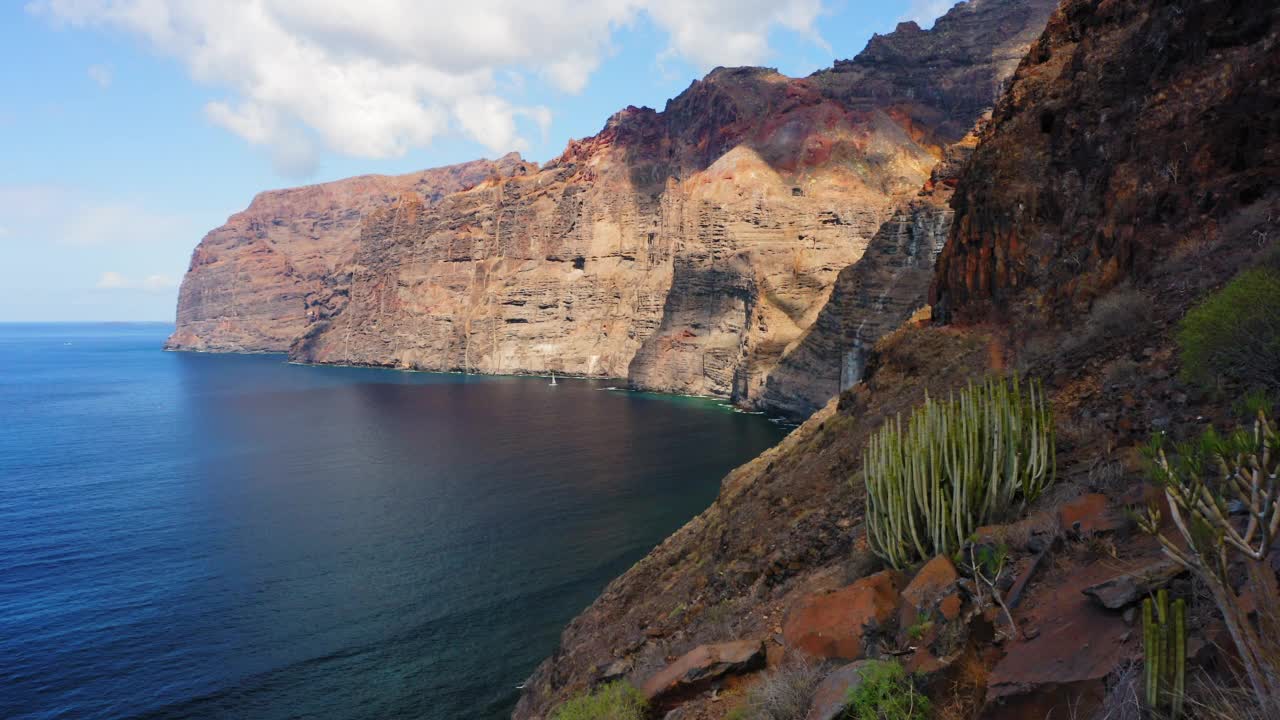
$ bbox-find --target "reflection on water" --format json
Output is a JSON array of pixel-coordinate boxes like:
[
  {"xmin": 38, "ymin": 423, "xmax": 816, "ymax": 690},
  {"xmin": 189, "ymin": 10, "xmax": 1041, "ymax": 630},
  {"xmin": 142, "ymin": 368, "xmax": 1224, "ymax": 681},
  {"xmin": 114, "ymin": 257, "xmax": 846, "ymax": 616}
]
[{"xmin": 0, "ymin": 324, "xmax": 786, "ymax": 720}]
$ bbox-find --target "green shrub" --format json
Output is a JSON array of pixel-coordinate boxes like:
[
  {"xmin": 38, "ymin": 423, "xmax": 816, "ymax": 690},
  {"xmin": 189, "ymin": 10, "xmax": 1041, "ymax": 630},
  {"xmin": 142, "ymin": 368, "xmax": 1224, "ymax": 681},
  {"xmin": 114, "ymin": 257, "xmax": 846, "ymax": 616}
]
[
  {"xmin": 1177, "ymin": 267, "xmax": 1280, "ymax": 391},
  {"xmin": 843, "ymin": 660, "xmax": 931, "ymax": 720},
  {"xmin": 863, "ymin": 376, "xmax": 1055, "ymax": 568},
  {"xmin": 552, "ymin": 681, "xmax": 647, "ymax": 720}
]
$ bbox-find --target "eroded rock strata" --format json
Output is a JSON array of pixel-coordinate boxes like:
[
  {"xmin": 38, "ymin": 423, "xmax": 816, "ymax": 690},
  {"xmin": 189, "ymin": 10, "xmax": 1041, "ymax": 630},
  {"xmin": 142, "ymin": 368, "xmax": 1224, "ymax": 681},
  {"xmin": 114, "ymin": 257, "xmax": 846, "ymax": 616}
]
[
  {"xmin": 165, "ymin": 156, "xmax": 534, "ymax": 353},
  {"xmin": 170, "ymin": 0, "xmax": 1056, "ymax": 413},
  {"xmin": 514, "ymin": 0, "xmax": 1280, "ymax": 717}
]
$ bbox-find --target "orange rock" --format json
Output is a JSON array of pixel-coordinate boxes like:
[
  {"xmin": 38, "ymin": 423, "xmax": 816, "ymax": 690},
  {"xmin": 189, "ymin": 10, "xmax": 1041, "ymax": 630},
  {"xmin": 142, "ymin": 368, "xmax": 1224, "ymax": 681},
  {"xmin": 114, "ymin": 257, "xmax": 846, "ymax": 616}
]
[
  {"xmin": 782, "ymin": 570, "xmax": 904, "ymax": 660},
  {"xmin": 939, "ymin": 594, "xmax": 963, "ymax": 621},
  {"xmin": 899, "ymin": 555, "xmax": 960, "ymax": 630},
  {"xmin": 1057, "ymin": 493, "xmax": 1124, "ymax": 536}
]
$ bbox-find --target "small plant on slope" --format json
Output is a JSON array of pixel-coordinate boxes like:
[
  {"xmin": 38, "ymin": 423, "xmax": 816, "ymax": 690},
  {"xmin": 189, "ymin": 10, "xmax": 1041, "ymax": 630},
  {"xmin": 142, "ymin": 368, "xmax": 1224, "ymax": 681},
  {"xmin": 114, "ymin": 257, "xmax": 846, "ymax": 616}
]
[
  {"xmin": 1177, "ymin": 267, "xmax": 1280, "ymax": 391},
  {"xmin": 731, "ymin": 657, "xmax": 825, "ymax": 720},
  {"xmin": 551, "ymin": 681, "xmax": 647, "ymax": 720},
  {"xmin": 843, "ymin": 659, "xmax": 930, "ymax": 720},
  {"xmin": 1135, "ymin": 401, "xmax": 1280, "ymax": 715},
  {"xmin": 1142, "ymin": 589, "xmax": 1187, "ymax": 718},
  {"xmin": 863, "ymin": 376, "xmax": 1055, "ymax": 568}
]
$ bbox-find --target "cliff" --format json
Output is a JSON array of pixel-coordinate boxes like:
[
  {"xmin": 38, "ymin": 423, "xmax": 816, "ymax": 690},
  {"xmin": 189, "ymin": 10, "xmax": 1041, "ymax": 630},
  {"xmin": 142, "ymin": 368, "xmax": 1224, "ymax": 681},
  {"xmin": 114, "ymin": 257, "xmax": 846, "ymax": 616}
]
[
  {"xmin": 169, "ymin": 0, "xmax": 1057, "ymax": 414},
  {"xmin": 164, "ymin": 155, "xmax": 534, "ymax": 352},
  {"xmin": 514, "ymin": 0, "xmax": 1280, "ymax": 718}
]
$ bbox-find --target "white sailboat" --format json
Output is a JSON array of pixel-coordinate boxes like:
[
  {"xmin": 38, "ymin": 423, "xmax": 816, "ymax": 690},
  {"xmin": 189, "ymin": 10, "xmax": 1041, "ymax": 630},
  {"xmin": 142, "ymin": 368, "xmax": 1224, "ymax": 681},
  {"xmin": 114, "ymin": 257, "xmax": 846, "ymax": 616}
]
[{"xmin": 549, "ymin": 372, "xmax": 557, "ymax": 386}]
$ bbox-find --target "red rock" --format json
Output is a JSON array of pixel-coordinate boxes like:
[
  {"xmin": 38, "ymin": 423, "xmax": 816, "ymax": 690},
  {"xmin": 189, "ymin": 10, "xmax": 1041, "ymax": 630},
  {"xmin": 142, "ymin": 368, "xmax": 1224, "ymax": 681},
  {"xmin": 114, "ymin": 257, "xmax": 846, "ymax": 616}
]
[
  {"xmin": 783, "ymin": 570, "xmax": 904, "ymax": 660},
  {"xmin": 899, "ymin": 555, "xmax": 960, "ymax": 631},
  {"xmin": 1057, "ymin": 494, "xmax": 1124, "ymax": 536},
  {"xmin": 640, "ymin": 640, "xmax": 765, "ymax": 702}
]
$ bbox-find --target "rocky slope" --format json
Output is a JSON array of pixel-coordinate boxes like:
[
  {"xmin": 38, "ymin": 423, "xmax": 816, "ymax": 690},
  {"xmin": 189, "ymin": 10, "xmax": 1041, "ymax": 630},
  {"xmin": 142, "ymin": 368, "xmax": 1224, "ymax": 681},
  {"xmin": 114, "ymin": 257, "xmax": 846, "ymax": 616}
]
[
  {"xmin": 170, "ymin": 0, "xmax": 1056, "ymax": 413},
  {"xmin": 513, "ymin": 0, "xmax": 1280, "ymax": 717},
  {"xmin": 165, "ymin": 155, "xmax": 534, "ymax": 352}
]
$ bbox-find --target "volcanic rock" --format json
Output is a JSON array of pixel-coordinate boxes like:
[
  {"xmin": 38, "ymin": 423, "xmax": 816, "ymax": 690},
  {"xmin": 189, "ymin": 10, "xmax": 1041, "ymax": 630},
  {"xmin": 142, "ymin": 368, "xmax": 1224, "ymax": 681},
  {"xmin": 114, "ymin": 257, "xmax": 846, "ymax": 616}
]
[
  {"xmin": 639, "ymin": 640, "xmax": 765, "ymax": 703},
  {"xmin": 782, "ymin": 570, "xmax": 904, "ymax": 661}
]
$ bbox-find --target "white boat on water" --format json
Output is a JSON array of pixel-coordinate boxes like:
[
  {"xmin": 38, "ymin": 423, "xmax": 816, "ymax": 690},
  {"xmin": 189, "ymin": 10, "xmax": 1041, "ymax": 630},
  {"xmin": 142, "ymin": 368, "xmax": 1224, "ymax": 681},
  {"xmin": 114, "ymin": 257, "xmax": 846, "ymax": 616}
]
[{"xmin": 549, "ymin": 372, "xmax": 557, "ymax": 386}]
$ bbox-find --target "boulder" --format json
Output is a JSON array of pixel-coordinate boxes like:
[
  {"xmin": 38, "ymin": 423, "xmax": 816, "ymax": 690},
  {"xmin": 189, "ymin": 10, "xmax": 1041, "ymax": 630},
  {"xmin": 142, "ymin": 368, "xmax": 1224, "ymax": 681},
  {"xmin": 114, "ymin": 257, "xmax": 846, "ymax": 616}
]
[
  {"xmin": 1081, "ymin": 560, "xmax": 1185, "ymax": 610},
  {"xmin": 899, "ymin": 555, "xmax": 961, "ymax": 632},
  {"xmin": 783, "ymin": 570, "xmax": 903, "ymax": 660},
  {"xmin": 804, "ymin": 661, "xmax": 870, "ymax": 720},
  {"xmin": 640, "ymin": 640, "xmax": 765, "ymax": 702}
]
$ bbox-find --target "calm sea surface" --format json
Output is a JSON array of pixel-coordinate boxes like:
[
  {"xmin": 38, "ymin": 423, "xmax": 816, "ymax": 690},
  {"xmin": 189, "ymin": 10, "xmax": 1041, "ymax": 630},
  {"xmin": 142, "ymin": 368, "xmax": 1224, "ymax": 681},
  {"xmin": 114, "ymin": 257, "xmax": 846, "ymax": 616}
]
[{"xmin": 0, "ymin": 323, "xmax": 786, "ymax": 720}]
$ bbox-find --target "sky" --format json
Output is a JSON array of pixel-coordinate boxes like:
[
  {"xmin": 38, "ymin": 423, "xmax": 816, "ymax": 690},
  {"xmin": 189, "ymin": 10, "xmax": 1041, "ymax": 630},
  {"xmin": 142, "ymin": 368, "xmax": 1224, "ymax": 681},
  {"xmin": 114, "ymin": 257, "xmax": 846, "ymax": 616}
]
[{"xmin": 0, "ymin": 0, "xmax": 956, "ymax": 322}]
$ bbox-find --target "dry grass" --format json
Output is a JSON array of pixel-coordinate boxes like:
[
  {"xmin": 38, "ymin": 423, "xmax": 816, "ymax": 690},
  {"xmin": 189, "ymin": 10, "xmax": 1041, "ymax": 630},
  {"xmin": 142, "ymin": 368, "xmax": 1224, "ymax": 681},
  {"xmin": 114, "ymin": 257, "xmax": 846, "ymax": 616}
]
[
  {"xmin": 935, "ymin": 651, "xmax": 989, "ymax": 720},
  {"xmin": 730, "ymin": 657, "xmax": 826, "ymax": 720},
  {"xmin": 1178, "ymin": 670, "xmax": 1272, "ymax": 720},
  {"xmin": 1091, "ymin": 661, "xmax": 1142, "ymax": 720}
]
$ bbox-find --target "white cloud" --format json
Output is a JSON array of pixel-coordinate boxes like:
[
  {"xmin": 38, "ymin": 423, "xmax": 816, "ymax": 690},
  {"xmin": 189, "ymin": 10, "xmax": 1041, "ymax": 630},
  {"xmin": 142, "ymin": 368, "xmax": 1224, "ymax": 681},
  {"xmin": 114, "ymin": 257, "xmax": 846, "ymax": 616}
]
[
  {"xmin": 95, "ymin": 271, "xmax": 178, "ymax": 291},
  {"xmin": 28, "ymin": 0, "xmax": 827, "ymax": 175},
  {"xmin": 901, "ymin": 0, "xmax": 958, "ymax": 29},
  {"xmin": 87, "ymin": 63, "xmax": 113, "ymax": 88},
  {"xmin": 95, "ymin": 271, "xmax": 130, "ymax": 289}
]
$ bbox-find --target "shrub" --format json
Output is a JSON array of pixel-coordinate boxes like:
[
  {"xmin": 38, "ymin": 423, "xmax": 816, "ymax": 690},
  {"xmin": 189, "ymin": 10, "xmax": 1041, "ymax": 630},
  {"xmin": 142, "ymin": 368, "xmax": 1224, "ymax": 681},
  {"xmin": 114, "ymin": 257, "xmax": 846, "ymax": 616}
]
[
  {"xmin": 552, "ymin": 681, "xmax": 647, "ymax": 720},
  {"xmin": 1136, "ymin": 405, "xmax": 1280, "ymax": 715},
  {"xmin": 863, "ymin": 376, "xmax": 1056, "ymax": 568},
  {"xmin": 843, "ymin": 660, "xmax": 931, "ymax": 720},
  {"xmin": 732, "ymin": 657, "xmax": 825, "ymax": 720},
  {"xmin": 1177, "ymin": 267, "xmax": 1280, "ymax": 390}
]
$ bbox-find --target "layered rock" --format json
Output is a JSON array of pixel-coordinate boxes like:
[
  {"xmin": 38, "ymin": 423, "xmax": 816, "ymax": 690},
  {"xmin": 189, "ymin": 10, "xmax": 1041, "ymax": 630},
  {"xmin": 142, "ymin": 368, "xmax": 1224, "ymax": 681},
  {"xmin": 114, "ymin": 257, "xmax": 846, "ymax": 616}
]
[
  {"xmin": 171, "ymin": 0, "xmax": 1057, "ymax": 414},
  {"xmin": 165, "ymin": 155, "xmax": 533, "ymax": 352},
  {"xmin": 754, "ymin": 134, "xmax": 975, "ymax": 417}
]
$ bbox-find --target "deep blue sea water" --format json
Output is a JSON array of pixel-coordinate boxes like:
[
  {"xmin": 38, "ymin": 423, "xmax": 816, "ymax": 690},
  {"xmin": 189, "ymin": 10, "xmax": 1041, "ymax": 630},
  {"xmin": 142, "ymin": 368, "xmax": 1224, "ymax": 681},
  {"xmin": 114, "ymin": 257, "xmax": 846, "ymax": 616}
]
[{"xmin": 0, "ymin": 323, "xmax": 786, "ymax": 720}]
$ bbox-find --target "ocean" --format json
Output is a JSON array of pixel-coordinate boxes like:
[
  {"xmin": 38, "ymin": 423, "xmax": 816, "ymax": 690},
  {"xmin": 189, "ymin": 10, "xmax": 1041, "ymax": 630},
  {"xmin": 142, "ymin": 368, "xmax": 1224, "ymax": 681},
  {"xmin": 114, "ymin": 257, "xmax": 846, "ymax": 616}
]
[{"xmin": 0, "ymin": 323, "xmax": 786, "ymax": 719}]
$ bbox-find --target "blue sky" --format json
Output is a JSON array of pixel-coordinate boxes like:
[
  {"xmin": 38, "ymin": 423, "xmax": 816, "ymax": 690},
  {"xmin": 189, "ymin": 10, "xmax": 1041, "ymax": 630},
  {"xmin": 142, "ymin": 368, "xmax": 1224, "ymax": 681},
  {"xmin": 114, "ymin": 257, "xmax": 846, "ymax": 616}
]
[{"xmin": 0, "ymin": 0, "xmax": 951, "ymax": 322}]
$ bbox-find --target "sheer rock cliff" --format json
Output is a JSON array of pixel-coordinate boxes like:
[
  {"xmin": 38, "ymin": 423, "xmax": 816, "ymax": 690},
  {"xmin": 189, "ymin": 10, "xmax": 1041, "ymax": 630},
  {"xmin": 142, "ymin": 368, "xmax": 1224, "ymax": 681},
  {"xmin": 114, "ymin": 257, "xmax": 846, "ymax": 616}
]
[{"xmin": 168, "ymin": 0, "xmax": 1056, "ymax": 414}]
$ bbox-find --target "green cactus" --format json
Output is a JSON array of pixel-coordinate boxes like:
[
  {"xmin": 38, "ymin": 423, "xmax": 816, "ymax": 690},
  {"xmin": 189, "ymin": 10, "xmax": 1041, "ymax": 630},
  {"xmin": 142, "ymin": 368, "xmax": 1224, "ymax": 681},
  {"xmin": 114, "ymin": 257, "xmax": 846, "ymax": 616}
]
[
  {"xmin": 863, "ymin": 376, "xmax": 1055, "ymax": 568},
  {"xmin": 1136, "ymin": 406, "xmax": 1280, "ymax": 714},
  {"xmin": 1142, "ymin": 590, "xmax": 1187, "ymax": 718}
]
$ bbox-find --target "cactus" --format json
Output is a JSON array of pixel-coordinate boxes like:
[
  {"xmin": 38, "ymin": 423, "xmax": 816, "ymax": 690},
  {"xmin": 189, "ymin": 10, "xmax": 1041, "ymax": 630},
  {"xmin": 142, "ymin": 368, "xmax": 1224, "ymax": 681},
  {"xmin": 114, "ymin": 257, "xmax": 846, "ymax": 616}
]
[
  {"xmin": 1136, "ymin": 406, "xmax": 1280, "ymax": 714},
  {"xmin": 864, "ymin": 376, "xmax": 1055, "ymax": 568},
  {"xmin": 1142, "ymin": 590, "xmax": 1187, "ymax": 718}
]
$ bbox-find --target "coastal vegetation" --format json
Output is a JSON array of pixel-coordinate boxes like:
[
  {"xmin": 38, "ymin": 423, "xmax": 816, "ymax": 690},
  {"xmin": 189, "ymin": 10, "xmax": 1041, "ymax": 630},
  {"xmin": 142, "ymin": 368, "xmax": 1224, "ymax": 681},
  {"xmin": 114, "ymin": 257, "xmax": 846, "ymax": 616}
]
[
  {"xmin": 863, "ymin": 376, "xmax": 1055, "ymax": 568},
  {"xmin": 843, "ymin": 660, "xmax": 930, "ymax": 720},
  {"xmin": 1176, "ymin": 267, "xmax": 1280, "ymax": 391},
  {"xmin": 550, "ymin": 681, "xmax": 647, "ymax": 720}
]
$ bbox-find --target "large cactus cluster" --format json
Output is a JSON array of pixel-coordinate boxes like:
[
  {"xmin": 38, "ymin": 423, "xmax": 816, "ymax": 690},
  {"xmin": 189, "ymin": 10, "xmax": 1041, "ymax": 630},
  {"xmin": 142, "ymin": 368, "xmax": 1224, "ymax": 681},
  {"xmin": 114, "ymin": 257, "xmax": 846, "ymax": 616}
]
[
  {"xmin": 864, "ymin": 376, "xmax": 1055, "ymax": 568},
  {"xmin": 1143, "ymin": 589, "xmax": 1187, "ymax": 718}
]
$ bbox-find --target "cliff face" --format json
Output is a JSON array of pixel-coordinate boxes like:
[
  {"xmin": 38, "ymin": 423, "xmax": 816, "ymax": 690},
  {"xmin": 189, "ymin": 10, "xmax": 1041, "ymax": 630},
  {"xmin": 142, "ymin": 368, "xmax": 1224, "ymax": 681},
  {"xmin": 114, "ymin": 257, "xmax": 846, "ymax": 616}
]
[
  {"xmin": 170, "ymin": 0, "xmax": 1056, "ymax": 413},
  {"xmin": 165, "ymin": 156, "xmax": 533, "ymax": 352},
  {"xmin": 513, "ymin": 0, "xmax": 1280, "ymax": 718},
  {"xmin": 932, "ymin": 0, "xmax": 1280, "ymax": 325},
  {"xmin": 754, "ymin": 133, "xmax": 976, "ymax": 417}
]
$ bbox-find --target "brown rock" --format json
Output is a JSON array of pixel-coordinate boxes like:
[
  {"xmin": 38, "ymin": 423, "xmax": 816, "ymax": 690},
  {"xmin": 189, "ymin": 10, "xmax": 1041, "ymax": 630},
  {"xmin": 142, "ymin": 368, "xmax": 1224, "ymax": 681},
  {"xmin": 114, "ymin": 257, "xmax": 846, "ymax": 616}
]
[
  {"xmin": 783, "ymin": 570, "xmax": 904, "ymax": 660},
  {"xmin": 1082, "ymin": 560, "xmax": 1186, "ymax": 610},
  {"xmin": 804, "ymin": 661, "xmax": 870, "ymax": 720},
  {"xmin": 640, "ymin": 640, "xmax": 765, "ymax": 702}
]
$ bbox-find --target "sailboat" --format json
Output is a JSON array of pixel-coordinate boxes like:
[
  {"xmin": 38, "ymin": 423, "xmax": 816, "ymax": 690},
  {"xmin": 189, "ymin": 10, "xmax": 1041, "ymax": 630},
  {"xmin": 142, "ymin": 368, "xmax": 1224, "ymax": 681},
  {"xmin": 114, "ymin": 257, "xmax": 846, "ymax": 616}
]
[{"xmin": 549, "ymin": 372, "xmax": 557, "ymax": 386}]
